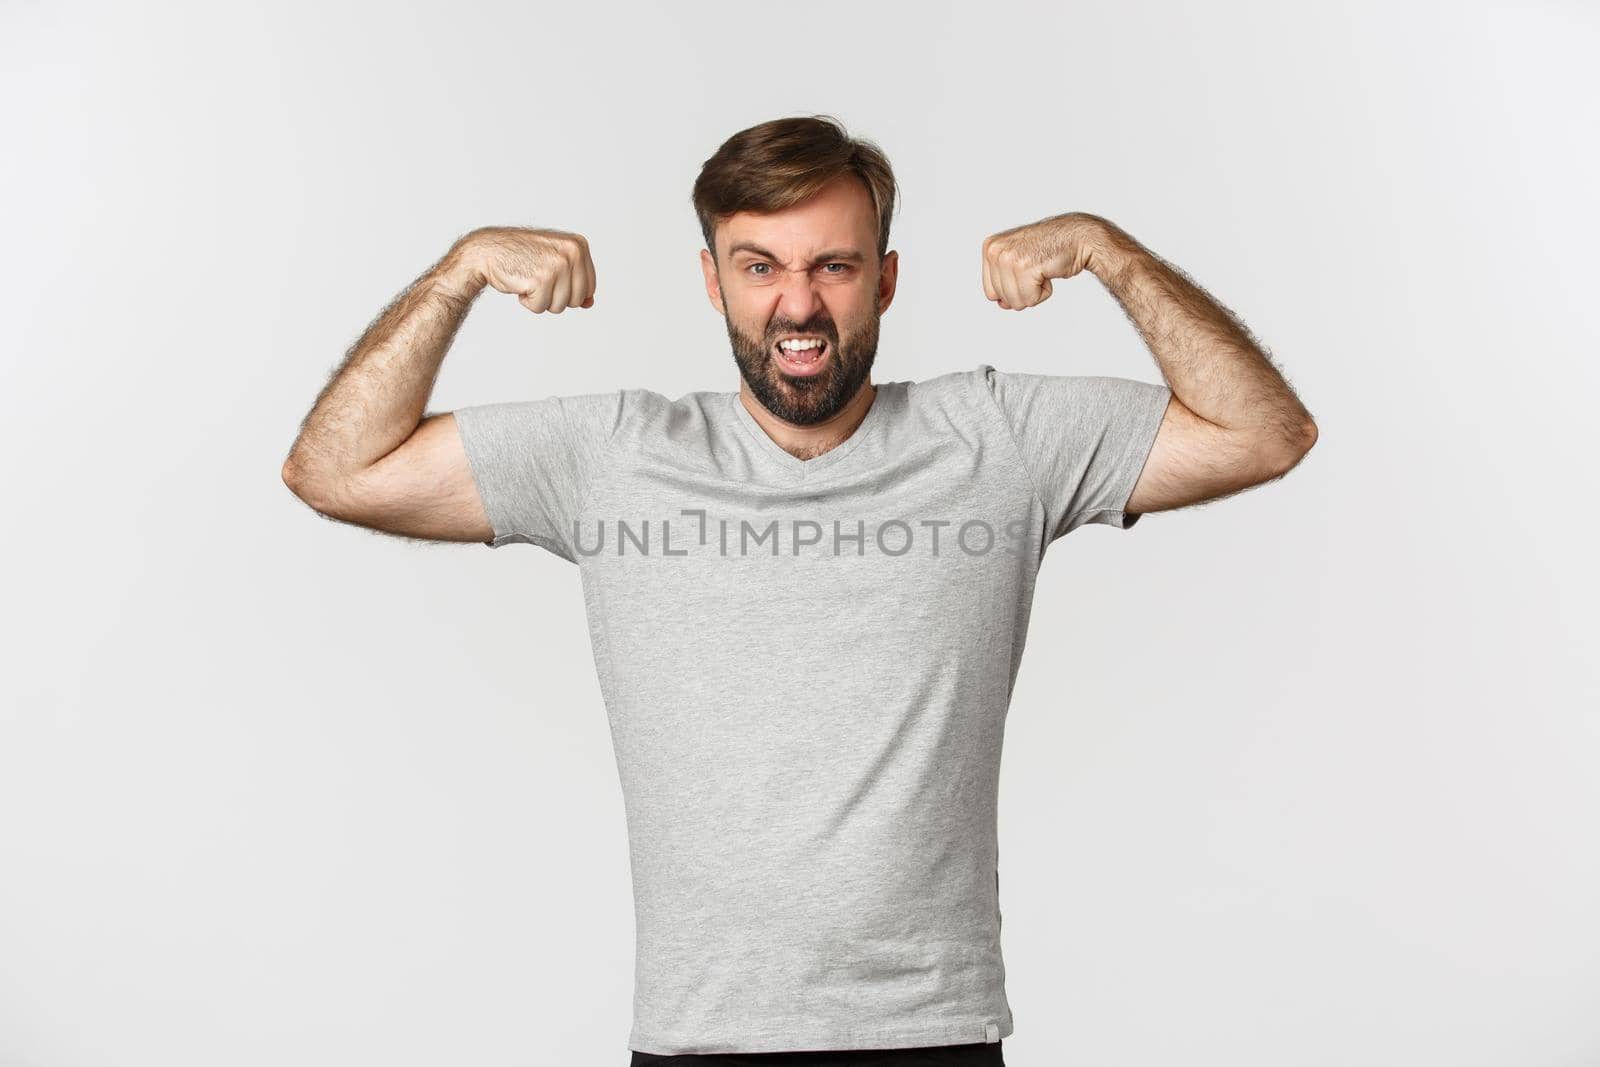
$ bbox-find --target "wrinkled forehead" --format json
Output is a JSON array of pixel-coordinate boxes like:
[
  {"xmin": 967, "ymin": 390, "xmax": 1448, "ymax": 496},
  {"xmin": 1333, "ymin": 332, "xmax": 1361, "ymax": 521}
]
[{"xmin": 715, "ymin": 178, "xmax": 878, "ymax": 263}]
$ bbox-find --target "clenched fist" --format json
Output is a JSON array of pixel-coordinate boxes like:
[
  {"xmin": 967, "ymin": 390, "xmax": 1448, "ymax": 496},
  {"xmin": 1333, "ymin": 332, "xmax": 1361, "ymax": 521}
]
[
  {"xmin": 981, "ymin": 212, "xmax": 1117, "ymax": 311},
  {"xmin": 458, "ymin": 226, "xmax": 597, "ymax": 314}
]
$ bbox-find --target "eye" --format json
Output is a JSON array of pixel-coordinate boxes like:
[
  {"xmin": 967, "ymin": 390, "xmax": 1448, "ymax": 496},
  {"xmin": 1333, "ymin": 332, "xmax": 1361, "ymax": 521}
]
[
  {"xmin": 822, "ymin": 263, "xmax": 850, "ymax": 274},
  {"xmin": 747, "ymin": 263, "xmax": 772, "ymax": 276}
]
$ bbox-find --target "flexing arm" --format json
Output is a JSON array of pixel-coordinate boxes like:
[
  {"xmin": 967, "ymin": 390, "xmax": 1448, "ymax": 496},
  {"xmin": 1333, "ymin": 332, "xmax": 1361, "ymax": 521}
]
[
  {"xmin": 982, "ymin": 213, "xmax": 1318, "ymax": 517},
  {"xmin": 1084, "ymin": 217, "xmax": 1317, "ymax": 514},
  {"xmin": 280, "ymin": 239, "xmax": 482, "ymax": 518},
  {"xmin": 280, "ymin": 227, "xmax": 596, "ymax": 542}
]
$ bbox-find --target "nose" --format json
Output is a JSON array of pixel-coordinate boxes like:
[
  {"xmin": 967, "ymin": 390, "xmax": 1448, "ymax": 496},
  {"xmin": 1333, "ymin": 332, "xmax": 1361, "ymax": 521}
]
[{"xmin": 773, "ymin": 269, "xmax": 825, "ymax": 325}]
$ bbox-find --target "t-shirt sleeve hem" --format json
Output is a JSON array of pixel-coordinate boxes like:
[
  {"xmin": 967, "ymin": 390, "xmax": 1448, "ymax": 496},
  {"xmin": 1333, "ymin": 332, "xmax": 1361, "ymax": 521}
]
[{"xmin": 1062, "ymin": 386, "xmax": 1172, "ymax": 534}]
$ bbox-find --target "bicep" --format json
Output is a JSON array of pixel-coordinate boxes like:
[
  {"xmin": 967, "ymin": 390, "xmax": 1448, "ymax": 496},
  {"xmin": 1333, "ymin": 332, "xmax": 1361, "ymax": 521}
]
[
  {"xmin": 313, "ymin": 413, "xmax": 494, "ymax": 544},
  {"xmin": 1123, "ymin": 395, "xmax": 1285, "ymax": 517}
]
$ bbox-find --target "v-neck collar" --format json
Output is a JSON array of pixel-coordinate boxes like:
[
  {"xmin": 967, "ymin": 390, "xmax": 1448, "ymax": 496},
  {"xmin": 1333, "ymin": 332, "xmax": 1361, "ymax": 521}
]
[{"xmin": 729, "ymin": 383, "xmax": 890, "ymax": 478}]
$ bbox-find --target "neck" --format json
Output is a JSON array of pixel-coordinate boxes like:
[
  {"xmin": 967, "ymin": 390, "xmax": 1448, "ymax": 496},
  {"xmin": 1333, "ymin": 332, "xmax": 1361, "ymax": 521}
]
[{"xmin": 738, "ymin": 377, "xmax": 877, "ymax": 461}]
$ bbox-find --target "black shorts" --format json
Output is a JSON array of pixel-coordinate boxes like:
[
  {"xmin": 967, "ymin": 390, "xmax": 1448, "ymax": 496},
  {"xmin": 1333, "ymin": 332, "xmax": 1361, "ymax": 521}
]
[{"xmin": 630, "ymin": 1041, "xmax": 1004, "ymax": 1066}]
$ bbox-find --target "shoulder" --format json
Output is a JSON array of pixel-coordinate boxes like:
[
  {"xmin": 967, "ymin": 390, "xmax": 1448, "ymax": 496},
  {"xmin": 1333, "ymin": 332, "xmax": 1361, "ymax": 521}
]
[
  {"xmin": 617, "ymin": 386, "xmax": 720, "ymax": 424},
  {"xmin": 608, "ymin": 386, "xmax": 730, "ymax": 449},
  {"xmin": 899, "ymin": 364, "xmax": 1012, "ymax": 424},
  {"xmin": 903, "ymin": 364, "xmax": 993, "ymax": 401}
]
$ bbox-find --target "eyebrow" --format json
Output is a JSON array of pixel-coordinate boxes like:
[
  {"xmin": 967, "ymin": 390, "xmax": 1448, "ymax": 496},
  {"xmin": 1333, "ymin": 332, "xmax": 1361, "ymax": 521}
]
[{"xmin": 726, "ymin": 242, "xmax": 867, "ymax": 265}]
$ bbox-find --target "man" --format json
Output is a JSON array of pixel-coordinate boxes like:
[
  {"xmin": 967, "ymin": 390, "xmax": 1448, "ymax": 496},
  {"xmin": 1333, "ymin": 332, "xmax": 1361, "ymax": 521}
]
[{"xmin": 281, "ymin": 115, "xmax": 1317, "ymax": 1065}]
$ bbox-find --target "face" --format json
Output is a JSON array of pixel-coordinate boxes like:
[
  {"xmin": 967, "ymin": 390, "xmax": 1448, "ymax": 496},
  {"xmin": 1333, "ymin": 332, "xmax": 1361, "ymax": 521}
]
[{"xmin": 701, "ymin": 176, "xmax": 899, "ymax": 425}]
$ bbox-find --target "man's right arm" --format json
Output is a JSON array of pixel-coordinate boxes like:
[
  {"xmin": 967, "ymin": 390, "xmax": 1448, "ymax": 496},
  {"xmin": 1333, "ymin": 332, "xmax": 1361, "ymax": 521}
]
[{"xmin": 279, "ymin": 227, "xmax": 596, "ymax": 543}]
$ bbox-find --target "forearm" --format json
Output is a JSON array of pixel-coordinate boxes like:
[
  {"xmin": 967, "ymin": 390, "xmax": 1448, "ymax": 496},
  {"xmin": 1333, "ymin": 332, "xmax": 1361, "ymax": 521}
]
[
  {"xmin": 282, "ymin": 235, "xmax": 486, "ymax": 494},
  {"xmin": 1082, "ymin": 216, "xmax": 1315, "ymax": 450}
]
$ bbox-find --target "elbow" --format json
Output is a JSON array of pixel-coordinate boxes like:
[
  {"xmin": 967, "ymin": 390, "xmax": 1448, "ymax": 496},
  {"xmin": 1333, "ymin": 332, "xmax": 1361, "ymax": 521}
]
[
  {"xmin": 281, "ymin": 455, "xmax": 317, "ymax": 505},
  {"xmin": 1291, "ymin": 417, "xmax": 1318, "ymax": 460},
  {"xmin": 1260, "ymin": 418, "xmax": 1318, "ymax": 479},
  {"xmin": 280, "ymin": 454, "xmax": 342, "ymax": 515}
]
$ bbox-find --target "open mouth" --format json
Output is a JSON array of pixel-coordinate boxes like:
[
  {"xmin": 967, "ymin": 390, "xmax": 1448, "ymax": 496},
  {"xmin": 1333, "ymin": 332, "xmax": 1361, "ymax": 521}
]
[{"xmin": 773, "ymin": 338, "xmax": 830, "ymax": 377}]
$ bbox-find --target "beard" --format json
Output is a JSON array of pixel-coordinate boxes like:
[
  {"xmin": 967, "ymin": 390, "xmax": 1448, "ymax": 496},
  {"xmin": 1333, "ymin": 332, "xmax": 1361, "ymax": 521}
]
[{"xmin": 724, "ymin": 304, "xmax": 879, "ymax": 426}]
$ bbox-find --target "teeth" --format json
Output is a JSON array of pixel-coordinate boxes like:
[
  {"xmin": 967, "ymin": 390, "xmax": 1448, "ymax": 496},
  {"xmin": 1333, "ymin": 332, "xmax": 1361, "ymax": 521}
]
[{"xmin": 778, "ymin": 338, "xmax": 824, "ymax": 350}]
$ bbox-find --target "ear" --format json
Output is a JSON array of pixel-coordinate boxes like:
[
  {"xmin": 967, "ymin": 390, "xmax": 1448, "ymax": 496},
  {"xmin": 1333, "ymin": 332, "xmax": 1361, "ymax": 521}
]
[
  {"xmin": 876, "ymin": 250, "xmax": 900, "ymax": 315},
  {"xmin": 700, "ymin": 248, "xmax": 726, "ymax": 315}
]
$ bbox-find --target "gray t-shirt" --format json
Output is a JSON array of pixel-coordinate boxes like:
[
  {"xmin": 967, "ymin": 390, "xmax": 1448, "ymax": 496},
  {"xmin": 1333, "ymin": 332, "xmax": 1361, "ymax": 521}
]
[{"xmin": 453, "ymin": 364, "xmax": 1171, "ymax": 1056}]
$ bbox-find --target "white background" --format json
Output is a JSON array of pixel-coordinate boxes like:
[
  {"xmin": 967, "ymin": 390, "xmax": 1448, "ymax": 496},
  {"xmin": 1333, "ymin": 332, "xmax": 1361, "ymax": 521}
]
[{"xmin": 3, "ymin": 1, "xmax": 1596, "ymax": 1064}]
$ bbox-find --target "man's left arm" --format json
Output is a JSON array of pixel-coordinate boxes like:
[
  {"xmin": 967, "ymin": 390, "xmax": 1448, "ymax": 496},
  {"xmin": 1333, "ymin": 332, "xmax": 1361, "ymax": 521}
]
[{"xmin": 981, "ymin": 212, "xmax": 1319, "ymax": 517}]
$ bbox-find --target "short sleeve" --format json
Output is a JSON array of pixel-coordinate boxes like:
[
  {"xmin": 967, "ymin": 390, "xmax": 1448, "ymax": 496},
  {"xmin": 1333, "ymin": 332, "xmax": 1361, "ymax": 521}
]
[
  {"xmin": 451, "ymin": 390, "xmax": 626, "ymax": 561},
  {"xmin": 980, "ymin": 365, "xmax": 1171, "ymax": 541}
]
